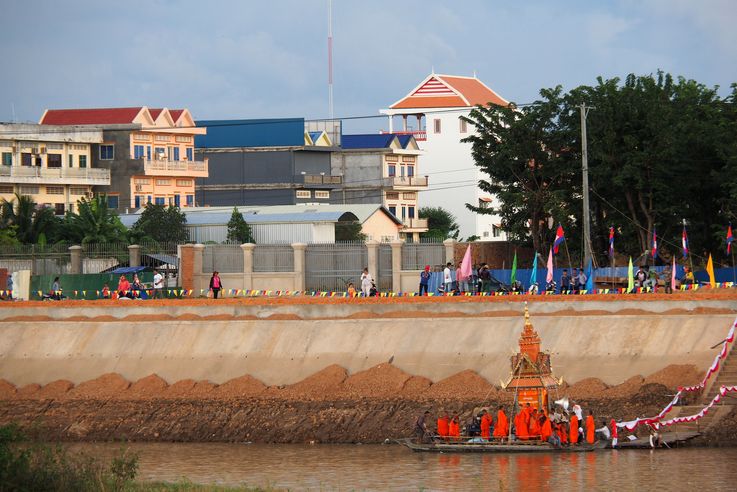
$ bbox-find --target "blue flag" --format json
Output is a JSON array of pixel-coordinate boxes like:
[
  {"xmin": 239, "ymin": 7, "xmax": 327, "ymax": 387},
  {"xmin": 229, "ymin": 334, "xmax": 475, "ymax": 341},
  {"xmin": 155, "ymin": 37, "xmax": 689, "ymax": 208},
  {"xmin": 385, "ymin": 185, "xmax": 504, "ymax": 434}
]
[
  {"xmin": 585, "ymin": 257, "xmax": 594, "ymax": 292},
  {"xmin": 529, "ymin": 253, "xmax": 538, "ymax": 288}
]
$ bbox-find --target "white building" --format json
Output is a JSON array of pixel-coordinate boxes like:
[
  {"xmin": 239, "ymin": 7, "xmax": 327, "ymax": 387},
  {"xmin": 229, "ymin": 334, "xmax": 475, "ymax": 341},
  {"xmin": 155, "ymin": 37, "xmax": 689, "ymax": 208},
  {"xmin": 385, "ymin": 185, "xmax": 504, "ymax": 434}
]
[{"xmin": 380, "ymin": 74, "xmax": 508, "ymax": 241}]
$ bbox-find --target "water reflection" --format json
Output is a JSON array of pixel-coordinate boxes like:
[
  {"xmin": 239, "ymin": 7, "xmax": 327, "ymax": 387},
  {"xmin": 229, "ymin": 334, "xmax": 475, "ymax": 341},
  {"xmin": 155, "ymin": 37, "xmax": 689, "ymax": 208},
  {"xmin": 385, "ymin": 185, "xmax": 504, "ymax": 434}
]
[{"xmin": 68, "ymin": 442, "xmax": 737, "ymax": 491}]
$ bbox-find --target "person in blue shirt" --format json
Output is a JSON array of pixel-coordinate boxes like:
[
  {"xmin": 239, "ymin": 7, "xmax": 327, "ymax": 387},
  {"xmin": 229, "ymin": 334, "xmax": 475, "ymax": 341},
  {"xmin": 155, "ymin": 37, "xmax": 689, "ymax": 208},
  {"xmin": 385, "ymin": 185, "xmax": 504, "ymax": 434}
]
[{"xmin": 419, "ymin": 265, "xmax": 431, "ymax": 295}]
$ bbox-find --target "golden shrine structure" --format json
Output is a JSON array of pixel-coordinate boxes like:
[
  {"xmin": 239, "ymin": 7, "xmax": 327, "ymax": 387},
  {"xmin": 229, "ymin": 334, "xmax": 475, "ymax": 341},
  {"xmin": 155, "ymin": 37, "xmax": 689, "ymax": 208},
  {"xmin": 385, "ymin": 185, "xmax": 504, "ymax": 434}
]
[{"xmin": 501, "ymin": 303, "xmax": 562, "ymax": 411}]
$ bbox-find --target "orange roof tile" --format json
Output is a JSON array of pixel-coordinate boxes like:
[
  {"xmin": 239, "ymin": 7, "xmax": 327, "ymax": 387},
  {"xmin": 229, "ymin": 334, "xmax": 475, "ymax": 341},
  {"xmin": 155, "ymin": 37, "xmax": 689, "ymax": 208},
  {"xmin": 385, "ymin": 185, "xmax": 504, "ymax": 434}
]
[
  {"xmin": 40, "ymin": 107, "xmax": 144, "ymax": 125},
  {"xmin": 389, "ymin": 74, "xmax": 508, "ymax": 110}
]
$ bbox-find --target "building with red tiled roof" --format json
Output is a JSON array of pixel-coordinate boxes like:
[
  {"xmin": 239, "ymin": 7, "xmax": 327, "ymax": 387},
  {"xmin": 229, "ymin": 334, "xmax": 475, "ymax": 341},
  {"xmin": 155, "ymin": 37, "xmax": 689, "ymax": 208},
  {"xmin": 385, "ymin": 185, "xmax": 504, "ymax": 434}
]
[
  {"xmin": 39, "ymin": 106, "xmax": 207, "ymax": 211},
  {"xmin": 380, "ymin": 74, "xmax": 509, "ymax": 241}
]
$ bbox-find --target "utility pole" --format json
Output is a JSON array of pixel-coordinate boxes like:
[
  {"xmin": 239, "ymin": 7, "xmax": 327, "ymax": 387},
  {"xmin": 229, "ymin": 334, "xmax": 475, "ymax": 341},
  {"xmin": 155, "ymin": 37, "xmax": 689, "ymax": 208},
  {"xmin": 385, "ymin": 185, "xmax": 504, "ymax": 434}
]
[
  {"xmin": 580, "ymin": 103, "xmax": 594, "ymax": 269},
  {"xmin": 327, "ymin": 0, "xmax": 334, "ymax": 120}
]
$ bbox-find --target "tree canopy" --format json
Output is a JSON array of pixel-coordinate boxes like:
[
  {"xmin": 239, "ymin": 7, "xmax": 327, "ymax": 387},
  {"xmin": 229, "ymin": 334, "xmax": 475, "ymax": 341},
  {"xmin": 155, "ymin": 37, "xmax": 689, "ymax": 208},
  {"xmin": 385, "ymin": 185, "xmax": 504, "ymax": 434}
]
[
  {"xmin": 129, "ymin": 204, "xmax": 188, "ymax": 244},
  {"xmin": 61, "ymin": 195, "xmax": 128, "ymax": 244},
  {"xmin": 419, "ymin": 206, "xmax": 460, "ymax": 240},
  {"xmin": 226, "ymin": 207, "xmax": 254, "ymax": 243},
  {"xmin": 0, "ymin": 194, "xmax": 61, "ymax": 245},
  {"xmin": 464, "ymin": 71, "xmax": 736, "ymax": 266}
]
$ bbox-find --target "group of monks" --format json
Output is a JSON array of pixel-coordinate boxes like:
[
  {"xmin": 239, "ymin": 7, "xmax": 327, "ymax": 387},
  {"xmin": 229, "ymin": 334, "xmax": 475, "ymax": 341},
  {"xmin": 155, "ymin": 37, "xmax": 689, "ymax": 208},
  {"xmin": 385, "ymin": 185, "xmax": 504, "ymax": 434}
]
[{"xmin": 434, "ymin": 402, "xmax": 609, "ymax": 446}]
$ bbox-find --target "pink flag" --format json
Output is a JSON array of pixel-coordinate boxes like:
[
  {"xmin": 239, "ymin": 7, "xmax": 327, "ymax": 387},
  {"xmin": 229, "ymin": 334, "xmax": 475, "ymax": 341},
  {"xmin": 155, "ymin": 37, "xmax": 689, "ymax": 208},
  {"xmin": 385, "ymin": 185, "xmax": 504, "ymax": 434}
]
[
  {"xmin": 460, "ymin": 244, "xmax": 472, "ymax": 281},
  {"xmin": 546, "ymin": 247, "xmax": 554, "ymax": 283},
  {"xmin": 671, "ymin": 256, "xmax": 676, "ymax": 292}
]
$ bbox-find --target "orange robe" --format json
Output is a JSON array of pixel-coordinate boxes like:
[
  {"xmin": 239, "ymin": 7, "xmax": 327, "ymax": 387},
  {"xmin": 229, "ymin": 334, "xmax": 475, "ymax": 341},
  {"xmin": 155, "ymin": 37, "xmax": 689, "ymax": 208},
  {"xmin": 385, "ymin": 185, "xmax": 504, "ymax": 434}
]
[
  {"xmin": 493, "ymin": 410, "xmax": 508, "ymax": 439},
  {"xmin": 437, "ymin": 416, "xmax": 449, "ymax": 437},
  {"xmin": 586, "ymin": 415, "xmax": 595, "ymax": 444},
  {"xmin": 557, "ymin": 423, "xmax": 568, "ymax": 444},
  {"xmin": 570, "ymin": 415, "xmax": 579, "ymax": 444},
  {"xmin": 540, "ymin": 419, "xmax": 553, "ymax": 442},
  {"xmin": 480, "ymin": 414, "xmax": 492, "ymax": 439},
  {"xmin": 529, "ymin": 416, "xmax": 541, "ymax": 439},
  {"xmin": 449, "ymin": 420, "xmax": 460, "ymax": 439},
  {"xmin": 515, "ymin": 412, "xmax": 528, "ymax": 439}
]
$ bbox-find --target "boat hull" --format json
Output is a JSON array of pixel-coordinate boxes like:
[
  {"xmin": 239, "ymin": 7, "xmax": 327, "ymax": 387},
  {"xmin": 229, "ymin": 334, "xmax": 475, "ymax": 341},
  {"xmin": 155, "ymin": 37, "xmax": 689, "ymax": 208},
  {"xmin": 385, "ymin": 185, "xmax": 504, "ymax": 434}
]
[{"xmin": 398, "ymin": 438, "xmax": 604, "ymax": 453}]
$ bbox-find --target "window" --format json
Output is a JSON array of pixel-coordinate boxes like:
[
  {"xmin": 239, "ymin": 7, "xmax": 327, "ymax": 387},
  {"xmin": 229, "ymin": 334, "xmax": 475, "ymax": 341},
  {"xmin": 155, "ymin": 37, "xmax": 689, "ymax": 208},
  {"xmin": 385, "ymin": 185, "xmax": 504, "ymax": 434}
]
[
  {"xmin": 408, "ymin": 206, "xmax": 415, "ymax": 219},
  {"xmin": 79, "ymin": 155, "xmax": 87, "ymax": 168},
  {"xmin": 155, "ymin": 147, "xmax": 166, "ymax": 158},
  {"xmin": 385, "ymin": 155, "xmax": 399, "ymax": 162},
  {"xmin": 492, "ymin": 225, "xmax": 501, "ymax": 237},
  {"xmin": 407, "ymin": 165, "xmax": 415, "ymax": 177},
  {"xmin": 134, "ymin": 145, "xmax": 145, "ymax": 159},
  {"xmin": 0, "ymin": 185, "xmax": 14, "ymax": 193},
  {"xmin": 99, "ymin": 145, "xmax": 114, "ymax": 160},
  {"xmin": 46, "ymin": 185, "xmax": 64, "ymax": 195},
  {"xmin": 46, "ymin": 143, "xmax": 63, "ymax": 150},
  {"xmin": 186, "ymin": 195, "xmax": 194, "ymax": 206},
  {"xmin": 386, "ymin": 192, "xmax": 399, "ymax": 200},
  {"xmin": 21, "ymin": 153, "xmax": 32, "ymax": 166},
  {"xmin": 155, "ymin": 135, "xmax": 169, "ymax": 142},
  {"xmin": 315, "ymin": 190, "xmax": 330, "ymax": 199},
  {"xmin": 107, "ymin": 195, "xmax": 119, "ymax": 209},
  {"xmin": 147, "ymin": 195, "xmax": 152, "ymax": 204},
  {"xmin": 19, "ymin": 185, "xmax": 39, "ymax": 194},
  {"xmin": 296, "ymin": 190, "xmax": 311, "ymax": 199},
  {"xmin": 483, "ymin": 231, "xmax": 489, "ymax": 238},
  {"xmin": 388, "ymin": 164, "xmax": 396, "ymax": 177},
  {"xmin": 134, "ymin": 196, "xmax": 141, "ymax": 208},
  {"xmin": 433, "ymin": 118, "xmax": 441, "ymax": 134},
  {"xmin": 54, "ymin": 203, "xmax": 65, "ymax": 215},
  {"xmin": 172, "ymin": 147, "xmax": 180, "ymax": 161},
  {"xmin": 459, "ymin": 118, "xmax": 468, "ymax": 133},
  {"xmin": 0, "ymin": 140, "xmax": 12, "ymax": 148},
  {"xmin": 176, "ymin": 179, "xmax": 192, "ymax": 187},
  {"xmin": 186, "ymin": 148, "xmax": 193, "ymax": 161},
  {"xmin": 174, "ymin": 194, "xmax": 180, "ymax": 206},
  {"xmin": 71, "ymin": 144, "xmax": 87, "ymax": 151},
  {"xmin": 155, "ymin": 179, "xmax": 171, "ymax": 186},
  {"xmin": 155, "ymin": 197, "xmax": 165, "ymax": 205},
  {"xmin": 175, "ymin": 136, "xmax": 191, "ymax": 143},
  {"xmin": 146, "ymin": 146, "xmax": 152, "ymax": 160},
  {"xmin": 1, "ymin": 152, "xmax": 11, "ymax": 166},
  {"xmin": 47, "ymin": 154, "xmax": 62, "ymax": 168},
  {"xmin": 478, "ymin": 198, "xmax": 489, "ymax": 209},
  {"xmin": 388, "ymin": 206, "xmax": 397, "ymax": 217},
  {"xmin": 70, "ymin": 187, "xmax": 87, "ymax": 195},
  {"xmin": 403, "ymin": 192, "xmax": 416, "ymax": 200},
  {"xmin": 68, "ymin": 154, "xmax": 74, "ymax": 167},
  {"xmin": 134, "ymin": 133, "xmax": 149, "ymax": 141},
  {"xmin": 135, "ymin": 178, "xmax": 151, "ymax": 185},
  {"xmin": 401, "ymin": 156, "xmax": 416, "ymax": 163}
]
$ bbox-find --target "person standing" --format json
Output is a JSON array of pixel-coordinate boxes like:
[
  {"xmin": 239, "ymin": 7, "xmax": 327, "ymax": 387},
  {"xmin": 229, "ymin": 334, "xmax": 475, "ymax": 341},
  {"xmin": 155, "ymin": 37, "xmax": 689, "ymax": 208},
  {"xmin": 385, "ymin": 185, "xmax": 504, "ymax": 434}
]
[
  {"xmin": 577, "ymin": 268, "xmax": 588, "ymax": 292},
  {"xmin": 585, "ymin": 411, "xmax": 596, "ymax": 444},
  {"xmin": 209, "ymin": 271, "xmax": 223, "ymax": 299},
  {"xmin": 51, "ymin": 277, "xmax": 62, "ymax": 300},
  {"xmin": 449, "ymin": 414, "xmax": 461, "ymax": 441},
  {"xmin": 152, "ymin": 269, "xmax": 164, "ymax": 299},
  {"xmin": 360, "ymin": 267, "xmax": 373, "ymax": 297},
  {"xmin": 480, "ymin": 410, "xmax": 492, "ymax": 440},
  {"xmin": 443, "ymin": 262, "xmax": 453, "ymax": 294},
  {"xmin": 571, "ymin": 268, "xmax": 579, "ymax": 293},
  {"xmin": 662, "ymin": 264, "xmax": 673, "ymax": 294},
  {"xmin": 610, "ymin": 419, "xmax": 618, "ymax": 448},
  {"xmin": 415, "ymin": 410, "xmax": 431, "ymax": 443},
  {"xmin": 560, "ymin": 269, "xmax": 570, "ymax": 293},
  {"xmin": 419, "ymin": 265, "xmax": 431, "ymax": 296},
  {"xmin": 117, "ymin": 275, "xmax": 131, "ymax": 299},
  {"xmin": 6, "ymin": 273, "xmax": 13, "ymax": 300},
  {"xmin": 570, "ymin": 414, "xmax": 579, "ymax": 445},
  {"xmin": 493, "ymin": 405, "xmax": 509, "ymax": 441},
  {"xmin": 437, "ymin": 411, "xmax": 450, "ymax": 440}
]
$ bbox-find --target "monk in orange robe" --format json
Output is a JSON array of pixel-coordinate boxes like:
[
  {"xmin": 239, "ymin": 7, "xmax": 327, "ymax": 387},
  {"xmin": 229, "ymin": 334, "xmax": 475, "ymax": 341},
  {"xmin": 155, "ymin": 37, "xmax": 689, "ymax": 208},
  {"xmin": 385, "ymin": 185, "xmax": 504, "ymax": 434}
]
[
  {"xmin": 557, "ymin": 421, "xmax": 568, "ymax": 445},
  {"xmin": 528, "ymin": 411, "xmax": 541, "ymax": 439},
  {"xmin": 480, "ymin": 411, "xmax": 493, "ymax": 440},
  {"xmin": 493, "ymin": 406, "xmax": 509, "ymax": 441},
  {"xmin": 570, "ymin": 415, "xmax": 579, "ymax": 444},
  {"xmin": 448, "ymin": 414, "xmax": 461, "ymax": 441},
  {"xmin": 585, "ymin": 411, "xmax": 595, "ymax": 444},
  {"xmin": 437, "ymin": 412, "xmax": 449, "ymax": 439},
  {"xmin": 515, "ymin": 411, "xmax": 528, "ymax": 440},
  {"xmin": 540, "ymin": 416, "xmax": 553, "ymax": 443}
]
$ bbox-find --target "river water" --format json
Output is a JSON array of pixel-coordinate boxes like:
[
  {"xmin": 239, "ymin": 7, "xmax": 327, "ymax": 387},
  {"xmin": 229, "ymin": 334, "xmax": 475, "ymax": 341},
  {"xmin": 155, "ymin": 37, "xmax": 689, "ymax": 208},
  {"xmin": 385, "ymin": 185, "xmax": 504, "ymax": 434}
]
[{"xmin": 68, "ymin": 442, "xmax": 736, "ymax": 491}]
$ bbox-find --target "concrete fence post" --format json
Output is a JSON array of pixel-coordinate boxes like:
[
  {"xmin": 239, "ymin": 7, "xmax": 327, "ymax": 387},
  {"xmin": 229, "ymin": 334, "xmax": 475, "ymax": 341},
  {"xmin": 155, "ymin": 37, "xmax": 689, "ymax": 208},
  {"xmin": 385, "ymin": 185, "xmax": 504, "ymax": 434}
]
[
  {"xmin": 292, "ymin": 243, "xmax": 307, "ymax": 291},
  {"xmin": 179, "ymin": 244, "xmax": 194, "ymax": 291},
  {"xmin": 443, "ymin": 239, "xmax": 456, "ymax": 266},
  {"xmin": 390, "ymin": 240, "xmax": 403, "ymax": 293},
  {"xmin": 68, "ymin": 245, "xmax": 82, "ymax": 274},
  {"xmin": 365, "ymin": 240, "xmax": 379, "ymax": 282},
  {"xmin": 241, "ymin": 243, "xmax": 255, "ymax": 290},
  {"xmin": 128, "ymin": 244, "xmax": 141, "ymax": 268}
]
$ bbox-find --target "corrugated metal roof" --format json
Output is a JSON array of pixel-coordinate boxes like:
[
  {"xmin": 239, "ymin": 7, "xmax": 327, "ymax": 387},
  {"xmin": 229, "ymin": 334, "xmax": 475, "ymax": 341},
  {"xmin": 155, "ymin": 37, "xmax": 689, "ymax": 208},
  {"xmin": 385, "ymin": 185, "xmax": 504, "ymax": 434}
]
[
  {"xmin": 119, "ymin": 210, "xmax": 350, "ymax": 228},
  {"xmin": 178, "ymin": 204, "xmax": 401, "ymax": 225},
  {"xmin": 341, "ymin": 134, "xmax": 397, "ymax": 149},
  {"xmin": 195, "ymin": 118, "xmax": 304, "ymax": 148}
]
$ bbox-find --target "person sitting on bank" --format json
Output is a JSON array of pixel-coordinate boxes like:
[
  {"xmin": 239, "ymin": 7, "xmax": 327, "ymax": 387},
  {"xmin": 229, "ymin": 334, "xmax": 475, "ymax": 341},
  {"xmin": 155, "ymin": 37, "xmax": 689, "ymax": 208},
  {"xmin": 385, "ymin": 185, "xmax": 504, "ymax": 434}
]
[
  {"xmin": 117, "ymin": 275, "xmax": 132, "ymax": 299},
  {"xmin": 595, "ymin": 419, "xmax": 611, "ymax": 442},
  {"xmin": 681, "ymin": 266, "xmax": 695, "ymax": 285},
  {"xmin": 101, "ymin": 283, "xmax": 111, "ymax": 299},
  {"xmin": 131, "ymin": 273, "xmax": 143, "ymax": 299},
  {"xmin": 50, "ymin": 277, "xmax": 62, "ymax": 300},
  {"xmin": 209, "ymin": 271, "xmax": 223, "ymax": 299},
  {"xmin": 347, "ymin": 282, "xmax": 356, "ymax": 296}
]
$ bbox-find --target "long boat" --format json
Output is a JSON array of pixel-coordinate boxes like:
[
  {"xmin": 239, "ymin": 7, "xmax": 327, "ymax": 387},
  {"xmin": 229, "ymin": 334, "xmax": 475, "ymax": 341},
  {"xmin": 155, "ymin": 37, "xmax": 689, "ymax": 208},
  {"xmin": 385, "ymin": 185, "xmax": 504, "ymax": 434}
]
[{"xmin": 398, "ymin": 437, "xmax": 606, "ymax": 453}]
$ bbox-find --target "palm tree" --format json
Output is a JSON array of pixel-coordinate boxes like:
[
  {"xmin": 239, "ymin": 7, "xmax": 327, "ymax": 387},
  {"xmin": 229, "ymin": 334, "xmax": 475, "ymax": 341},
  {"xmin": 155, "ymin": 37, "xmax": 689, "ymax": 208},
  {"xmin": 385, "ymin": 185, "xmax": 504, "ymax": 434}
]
[
  {"xmin": 62, "ymin": 195, "xmax": 128, "ymax": 244},
  {"xmin": 0, "ymin": 193, "xmax": 61, "ymax": 244}
]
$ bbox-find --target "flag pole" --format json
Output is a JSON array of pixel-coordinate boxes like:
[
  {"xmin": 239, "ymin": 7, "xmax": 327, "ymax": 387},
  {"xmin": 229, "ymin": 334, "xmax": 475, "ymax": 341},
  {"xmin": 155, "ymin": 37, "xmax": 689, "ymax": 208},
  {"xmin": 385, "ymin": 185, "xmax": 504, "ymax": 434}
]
[
  {"xmin": 732, "ymin": 248, "xmax": 736, "ymax": 284},
  {"xmin": 563, "ymin": 238, "xmax": 573, "ymax": 274}
]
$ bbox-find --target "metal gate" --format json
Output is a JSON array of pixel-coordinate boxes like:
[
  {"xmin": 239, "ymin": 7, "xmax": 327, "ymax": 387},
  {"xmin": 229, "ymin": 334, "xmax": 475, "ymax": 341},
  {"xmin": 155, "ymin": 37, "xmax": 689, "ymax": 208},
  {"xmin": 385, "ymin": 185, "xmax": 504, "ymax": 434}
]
[
  {"xmin": 377, "ymin": 244, "xmax": 393, "ymax": 292},
  {"xmin": 305, "ymin": 241, "xmax": 367, "ymax": 292}
]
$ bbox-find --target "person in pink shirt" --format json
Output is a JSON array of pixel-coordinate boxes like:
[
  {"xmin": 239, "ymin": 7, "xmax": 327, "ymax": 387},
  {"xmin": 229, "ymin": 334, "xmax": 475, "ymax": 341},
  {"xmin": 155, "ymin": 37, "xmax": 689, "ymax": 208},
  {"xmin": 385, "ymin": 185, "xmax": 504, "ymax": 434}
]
[{"xmin": 209, "ymin": 271, "xmax": 223, "ymax": 299}]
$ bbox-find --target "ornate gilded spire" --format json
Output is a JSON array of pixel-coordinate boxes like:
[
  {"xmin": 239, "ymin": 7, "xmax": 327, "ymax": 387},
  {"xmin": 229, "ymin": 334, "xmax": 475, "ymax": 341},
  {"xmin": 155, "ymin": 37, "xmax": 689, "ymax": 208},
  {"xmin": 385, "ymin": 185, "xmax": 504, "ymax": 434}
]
[{"xmin": 519, "ymin": 302, "xmax": 541, "ymax": 362}]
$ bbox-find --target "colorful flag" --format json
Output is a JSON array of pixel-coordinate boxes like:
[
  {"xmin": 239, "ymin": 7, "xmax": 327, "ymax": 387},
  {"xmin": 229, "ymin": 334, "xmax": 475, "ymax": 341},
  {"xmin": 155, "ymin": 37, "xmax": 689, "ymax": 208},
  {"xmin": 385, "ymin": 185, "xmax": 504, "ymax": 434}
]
[
  {"xmin": 546, "ymin": 248, "xmax": 554, "ymax": 283},
  {"xmin": 682, "ymin": 226, "xmax": 689, "ymax": 258},
  {"xmin": 706, "ymin": 254, "xmax": 716, "ymax": 288},
  {"xmin": 529, "ymin": 252, "xmax": 538, "ymax": 288},
  {"xmin": 627, "ymin": 257, "xmax": 634, "ymax": 292},
  {"xmin": 460, "ymin": 245, "xmax": 472, "ymax": 281},
  {"xmin": 608, "ymin": 227, "xmax": 615, "ymax": 257},
  {"xmin": 510, "ymin": 251, "xmax": 518, "ymax": 284},
  {"xmin": 727, "ymin": 224, "xmax": 733, "ymax": 254},
  {"xmin": 553, "ymin": 225, "xmax": 565, "ymax": 254},
  {"xmin": 651, "ymin": 227, "xmax": 658, "ymax": 259},
  {"xmin": 671, "ymin": 256, "xmax": 677, "ymax": 292}
]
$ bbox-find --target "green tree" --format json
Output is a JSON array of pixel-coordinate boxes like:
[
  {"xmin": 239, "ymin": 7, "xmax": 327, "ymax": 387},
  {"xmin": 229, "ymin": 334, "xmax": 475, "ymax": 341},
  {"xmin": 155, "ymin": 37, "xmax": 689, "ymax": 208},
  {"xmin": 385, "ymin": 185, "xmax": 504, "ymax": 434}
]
[
  {"xmin": 62, "ymin": 195, "xmax": 128, "ymax": 244},
  {"xmin": 462, "ymin": 87, "xmax": 579, "ymax": 254},
  {"xmin": 335, "ymin": 221, "xmax": 366, "ymax": 242},
  {"xmin": 419, "ymin": 206, "xmax": 460, "ymax": 240},
  {"xmin": 226, "ymin": 207, "xmax": 254, "ymax": 243},
  {"xmin": 129, "ymin": 204, "xmax": 188, "ymax": 243},
  {"xmin": 0, "ymin": 193, "xmax": 61, "ymax": 244}
]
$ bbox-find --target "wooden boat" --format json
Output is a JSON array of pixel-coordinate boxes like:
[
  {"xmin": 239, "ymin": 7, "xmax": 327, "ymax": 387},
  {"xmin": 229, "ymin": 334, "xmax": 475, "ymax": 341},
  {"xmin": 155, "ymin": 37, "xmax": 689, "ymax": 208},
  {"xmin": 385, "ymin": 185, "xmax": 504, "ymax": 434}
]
[
  {"xmin": 609, "ymin": 431, "xmax": 700, "ymax": 449},
  {"xmin": 398, "ymin": 437, "xmax": 606, "ymax": 453}
]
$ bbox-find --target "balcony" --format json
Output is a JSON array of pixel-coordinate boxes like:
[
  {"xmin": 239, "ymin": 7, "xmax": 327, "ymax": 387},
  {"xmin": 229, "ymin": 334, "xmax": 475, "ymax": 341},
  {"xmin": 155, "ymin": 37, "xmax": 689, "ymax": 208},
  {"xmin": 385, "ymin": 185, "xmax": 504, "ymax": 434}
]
[
  {"xmin": 295, "ymin": 174, "xmax": 343, "ymax": 187},
  {"xmin": 143, "ymin": 159, "xmax": 208, "ymax": 178},
  {"xmin": 384, "ymin": 175, "xmax": 428, "ymax": 189},
  {"xmin": 402, "ymin": 217, "xmax": 429, "ymax": 231},
  {"xmin": 0, "ymin": 166, "xmax": 110, "ymax": 186},
  {"xmin": 379, "ymin": 130, "xmax": 427, "ymax": 141}
]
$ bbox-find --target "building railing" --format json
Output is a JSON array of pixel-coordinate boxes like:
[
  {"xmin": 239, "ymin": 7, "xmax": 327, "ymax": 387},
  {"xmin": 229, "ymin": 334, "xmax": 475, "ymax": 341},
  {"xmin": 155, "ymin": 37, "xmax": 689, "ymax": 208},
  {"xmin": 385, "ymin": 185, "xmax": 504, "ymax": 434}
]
[
  {"xmin": 379, "ymin": 130, "xmax": 427, "ymax": 141},
  {"xmin": 402, "ymin": 218, "xmax": 429, "ymax": 230},
  {"xmin": 0, "ymin": 165, "xmax": 110, "ymax": 185},
  {"xmin": 143, "ymin": 159, "xmax": 208, "ymax": 176},
  {"xmin": 384, "ymin": 176, "xmax": 428, "ymax": 188},
  {"xmin": 299, "ymin": 174, "xmax": 343, "ymax": 185}
]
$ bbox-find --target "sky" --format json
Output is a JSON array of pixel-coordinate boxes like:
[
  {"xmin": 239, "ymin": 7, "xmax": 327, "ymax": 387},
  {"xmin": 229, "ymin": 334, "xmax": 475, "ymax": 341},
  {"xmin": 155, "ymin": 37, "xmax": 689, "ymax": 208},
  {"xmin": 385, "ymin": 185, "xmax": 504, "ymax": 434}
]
[{"xmin": 1, "ymin": 0, "xmax": 736, "ymax": 132}]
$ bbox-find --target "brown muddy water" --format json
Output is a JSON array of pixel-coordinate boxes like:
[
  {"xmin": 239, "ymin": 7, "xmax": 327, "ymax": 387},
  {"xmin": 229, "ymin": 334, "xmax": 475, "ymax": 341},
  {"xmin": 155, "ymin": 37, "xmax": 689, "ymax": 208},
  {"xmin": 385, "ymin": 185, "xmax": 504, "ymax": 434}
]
[{"xmin": 68, "ymin": 442, "xmax": 736, "ymax": 491}]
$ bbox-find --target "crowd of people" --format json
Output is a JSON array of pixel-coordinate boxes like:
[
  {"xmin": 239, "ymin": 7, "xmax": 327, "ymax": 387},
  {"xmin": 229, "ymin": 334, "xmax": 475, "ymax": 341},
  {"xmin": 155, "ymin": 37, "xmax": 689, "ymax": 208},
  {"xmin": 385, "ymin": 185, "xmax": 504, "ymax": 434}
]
[{"xmin": 415, "ymin": 402, "xmax": 618, "ymax": 448}]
